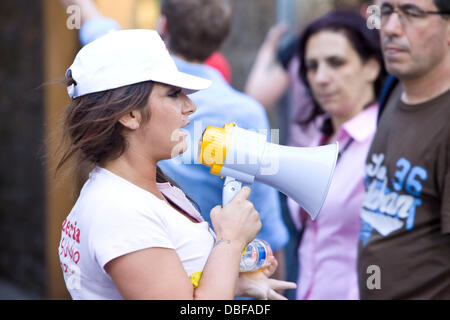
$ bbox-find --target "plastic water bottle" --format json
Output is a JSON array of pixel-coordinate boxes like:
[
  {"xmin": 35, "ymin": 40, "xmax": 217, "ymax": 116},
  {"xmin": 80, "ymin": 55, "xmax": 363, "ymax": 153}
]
[{"xmin": 240, "ymin": 239, "xmax": 273, "ymax": 272}]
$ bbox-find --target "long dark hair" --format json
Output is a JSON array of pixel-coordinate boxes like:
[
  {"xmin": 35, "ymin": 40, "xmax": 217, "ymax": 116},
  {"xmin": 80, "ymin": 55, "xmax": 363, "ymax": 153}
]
[
  {"xmin": 434, "ymin": 0, "xmax": 450, "ymax": 14},
  {"xmin": 297, "ymin": 10, "xmax": 387, "ymax": 135}
]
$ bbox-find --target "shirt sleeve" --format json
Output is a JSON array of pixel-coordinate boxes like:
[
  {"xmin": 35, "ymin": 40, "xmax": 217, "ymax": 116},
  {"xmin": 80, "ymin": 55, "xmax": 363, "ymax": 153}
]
[
  {"xmin": 79, "ymin": 16, "xmax": 122, "ymax": 46},
  {"xmin": 90, "ymin": 203, "xmax": 174, "ymax": 270},
  {"xmin": 441, "ymin": 131, "xmax": 450, "ymax": 234}
]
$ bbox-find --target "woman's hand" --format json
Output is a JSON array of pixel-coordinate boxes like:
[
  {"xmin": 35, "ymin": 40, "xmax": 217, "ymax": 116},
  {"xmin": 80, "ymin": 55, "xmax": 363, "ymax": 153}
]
[
  {"xmin": 210, "ymin": 186, "xmax": 262, "ymax": 250},
  {"xmin": 235, "ymin": 256, "xmax": 297, "ymax": 300}
]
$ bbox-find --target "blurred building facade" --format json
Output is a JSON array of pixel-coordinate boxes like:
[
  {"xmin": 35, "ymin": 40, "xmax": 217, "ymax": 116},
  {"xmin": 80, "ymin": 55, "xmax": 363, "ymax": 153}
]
[
  {"xmin": 0, "ymin": 0, "xmax": 364, "ymax": 299},
  {"xmin": 0, "ymin": 0, "xmax": 46, "ymax": 299}
]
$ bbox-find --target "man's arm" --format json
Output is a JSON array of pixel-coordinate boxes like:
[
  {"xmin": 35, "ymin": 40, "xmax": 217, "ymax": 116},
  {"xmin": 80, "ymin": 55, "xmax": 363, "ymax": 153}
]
[{"xmin": 245, "ymin": 24, "xmax": 290, "ymax": 111}]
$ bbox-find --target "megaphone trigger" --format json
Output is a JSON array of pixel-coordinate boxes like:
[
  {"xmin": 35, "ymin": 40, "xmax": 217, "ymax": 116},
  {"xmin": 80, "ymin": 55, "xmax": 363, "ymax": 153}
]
[{"xmin": 222, "ymin": 176, "xmax": 243, "ymax": 206}]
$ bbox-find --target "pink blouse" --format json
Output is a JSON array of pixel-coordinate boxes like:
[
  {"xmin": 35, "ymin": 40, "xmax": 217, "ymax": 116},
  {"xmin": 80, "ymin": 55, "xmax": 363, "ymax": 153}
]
[{"xmin": 288, "ymin": 104, "xmax": 378, "ymax": 300}]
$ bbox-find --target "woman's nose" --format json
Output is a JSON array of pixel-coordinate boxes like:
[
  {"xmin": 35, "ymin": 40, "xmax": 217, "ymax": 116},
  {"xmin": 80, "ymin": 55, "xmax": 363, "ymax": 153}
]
[
  {"xmin": 383, "ymin": 12, "xmax": 403, "ymax": 38},
  {"xmin": 183, "ymin": 96, "xmax": 197, "ymax": 115},
  {"xmin": 314, "ymin": 63, "xmax": 331, "ymax": 85}
]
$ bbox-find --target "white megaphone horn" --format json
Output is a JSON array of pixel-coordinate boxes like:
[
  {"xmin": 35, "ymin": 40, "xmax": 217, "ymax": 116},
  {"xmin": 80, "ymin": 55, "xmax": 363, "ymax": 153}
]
[{"xmin": 197, "ymin": 123, "xmax": 338, "ymax": 220}]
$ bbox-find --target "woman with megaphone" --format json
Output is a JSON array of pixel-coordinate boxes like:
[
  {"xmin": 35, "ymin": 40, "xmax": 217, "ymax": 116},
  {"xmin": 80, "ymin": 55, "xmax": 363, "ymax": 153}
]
[
  {"xmin": 56, "ymin": 29, "xmax": 296, "ymax": 300},
  {"xmin": 287, "ymin": 10, "xmax": 387, "ymax": 300}
]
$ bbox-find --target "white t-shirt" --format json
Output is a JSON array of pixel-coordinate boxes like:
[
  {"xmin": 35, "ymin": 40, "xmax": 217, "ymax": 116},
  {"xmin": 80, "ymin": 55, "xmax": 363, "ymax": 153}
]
[{"xmin": 59, "ymin": 167, "xmax": 215, "ymax": 299}]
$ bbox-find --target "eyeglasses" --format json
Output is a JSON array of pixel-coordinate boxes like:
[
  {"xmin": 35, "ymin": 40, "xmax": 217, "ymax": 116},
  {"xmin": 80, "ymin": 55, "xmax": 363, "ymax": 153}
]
[{"xmin": 380, "ymin": 3, "xmax": 450, "ymax": 26}]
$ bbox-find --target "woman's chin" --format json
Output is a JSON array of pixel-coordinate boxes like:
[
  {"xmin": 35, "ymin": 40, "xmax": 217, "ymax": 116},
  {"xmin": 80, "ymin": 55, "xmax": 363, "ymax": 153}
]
[
  {"xmin": 319, "ymin": 101, "xmax": 341, "ymax": 114},
  {"xmin": 168, "ymin": 138, "xmax": 188, "ymax": 159}
]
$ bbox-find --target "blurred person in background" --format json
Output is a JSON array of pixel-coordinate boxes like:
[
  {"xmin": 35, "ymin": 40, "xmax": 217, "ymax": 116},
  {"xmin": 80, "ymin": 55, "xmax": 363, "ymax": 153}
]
[
  {"xmin": 245, "ymin": 0, "xmax": 381, "ymax": 147},
  {"xmin": 358, "ymin": 0, "xmax": 450, "ymax": 299},
  {"xmin": 244, "ymin": 0, "xmax": 383, "ymax": 299},
  {"xmin": 288, "ymin": 10, "xmax": 386, "ymax": 300},
  {"xmin": 60, "ymin": 0, "xmax": 289, "ymax": 281}
]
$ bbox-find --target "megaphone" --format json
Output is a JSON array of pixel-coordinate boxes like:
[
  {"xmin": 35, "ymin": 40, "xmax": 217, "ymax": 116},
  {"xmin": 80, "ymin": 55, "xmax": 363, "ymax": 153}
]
[{"xmin": 198, "ymin": 123, "xmax": 338, "ymax": 220}]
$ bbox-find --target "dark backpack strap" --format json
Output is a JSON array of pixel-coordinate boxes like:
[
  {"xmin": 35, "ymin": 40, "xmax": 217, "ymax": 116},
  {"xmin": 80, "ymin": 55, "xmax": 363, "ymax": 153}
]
[{"xmin": 377, "ymin": 75, "xmax": 399, "ymax": 123}]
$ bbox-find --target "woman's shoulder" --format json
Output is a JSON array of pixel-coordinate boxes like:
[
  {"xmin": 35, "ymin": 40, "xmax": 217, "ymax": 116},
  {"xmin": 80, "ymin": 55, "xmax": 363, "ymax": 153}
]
[{"xmin": 74, "ymin": 167, "xmax": 170, "ymax": 224}]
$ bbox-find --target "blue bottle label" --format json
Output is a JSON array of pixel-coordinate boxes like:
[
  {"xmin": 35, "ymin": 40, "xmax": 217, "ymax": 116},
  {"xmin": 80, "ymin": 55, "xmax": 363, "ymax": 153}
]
[{"xmin": 256, "ymin": 244, "xmax": 266, "ymax": 267}]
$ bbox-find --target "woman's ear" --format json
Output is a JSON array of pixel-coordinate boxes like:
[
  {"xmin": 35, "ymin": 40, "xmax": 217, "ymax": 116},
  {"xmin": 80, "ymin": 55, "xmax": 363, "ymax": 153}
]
[
  {"xmin": 156, "ymin": 15, "xmax": 168, "ymax": 40},
  {"xmin": 119, "ymin": 110, "xmax": 142, "ymax": 130},
  {"xmin": 362, "ymin": 58, "xmax": 381, "ymax": 83}
]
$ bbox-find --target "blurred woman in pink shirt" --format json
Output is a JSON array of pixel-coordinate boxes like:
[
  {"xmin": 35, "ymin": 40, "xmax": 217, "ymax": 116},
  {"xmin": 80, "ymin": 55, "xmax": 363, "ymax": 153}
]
[{"xmin": 287, "ymin": 10, "xmax": 386, "ymax": 299}]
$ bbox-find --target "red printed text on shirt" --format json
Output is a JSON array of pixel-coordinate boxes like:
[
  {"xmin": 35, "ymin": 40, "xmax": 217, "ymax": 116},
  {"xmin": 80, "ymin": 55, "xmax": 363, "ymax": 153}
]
[{"xmin": 59, "ymin": 218, "xmax": 81, "ymax": 267}]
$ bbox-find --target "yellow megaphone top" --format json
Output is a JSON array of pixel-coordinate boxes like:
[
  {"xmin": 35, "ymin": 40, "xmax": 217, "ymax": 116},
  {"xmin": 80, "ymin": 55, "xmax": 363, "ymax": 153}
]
[{"xmin": 198, "ymin": 123, "xmax": 236, "ymax": 175}]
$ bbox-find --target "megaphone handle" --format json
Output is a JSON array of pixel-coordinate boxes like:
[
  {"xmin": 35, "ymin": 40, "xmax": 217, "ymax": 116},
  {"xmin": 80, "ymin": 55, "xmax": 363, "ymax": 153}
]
[{"xmin": 222, "ymin": 176, "xmax": 243, "ymax": 206}]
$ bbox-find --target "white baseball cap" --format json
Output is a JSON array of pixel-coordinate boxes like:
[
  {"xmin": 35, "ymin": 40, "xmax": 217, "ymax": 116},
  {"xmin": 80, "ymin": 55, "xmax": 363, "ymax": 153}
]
[{"xmin": 65, "ymin": 29, "xmax": 212, "ymax": 99}]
